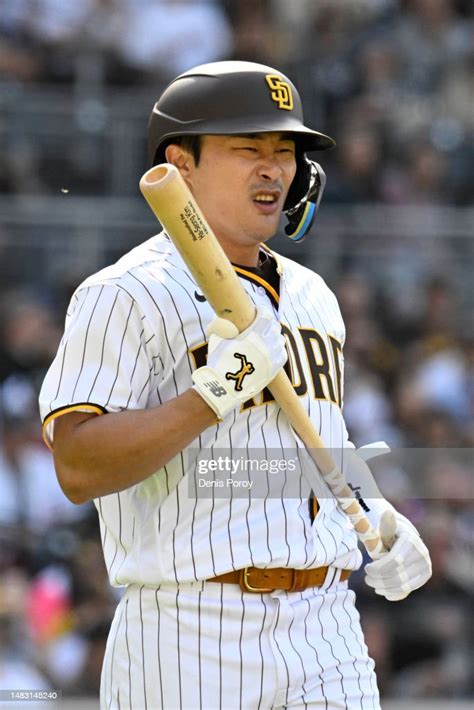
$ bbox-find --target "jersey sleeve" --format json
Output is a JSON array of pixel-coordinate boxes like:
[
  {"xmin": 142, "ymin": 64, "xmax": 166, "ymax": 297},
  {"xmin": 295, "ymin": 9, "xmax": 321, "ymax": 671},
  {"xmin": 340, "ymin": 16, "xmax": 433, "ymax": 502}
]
[{"xmin": 39, "ymin": 283, "xmax": 157, "ymax": 449}]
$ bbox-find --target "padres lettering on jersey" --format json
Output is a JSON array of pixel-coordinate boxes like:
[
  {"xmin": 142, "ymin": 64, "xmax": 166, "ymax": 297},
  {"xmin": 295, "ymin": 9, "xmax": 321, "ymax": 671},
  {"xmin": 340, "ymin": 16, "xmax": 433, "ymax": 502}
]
[
  {"xmin": 39, "ymin": 233, "xmax": 362, "ymax": 587},
  {"xmin": 189, "ymin": 328, "xmax": 343, "ymax": 411}
]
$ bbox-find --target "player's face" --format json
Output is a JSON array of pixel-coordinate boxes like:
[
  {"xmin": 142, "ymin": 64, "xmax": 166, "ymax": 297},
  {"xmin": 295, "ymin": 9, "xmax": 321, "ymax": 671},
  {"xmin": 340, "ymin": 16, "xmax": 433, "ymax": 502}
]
[{"xmin": 179, "ymin": 132, "xmax": 297, "ymax": 264}]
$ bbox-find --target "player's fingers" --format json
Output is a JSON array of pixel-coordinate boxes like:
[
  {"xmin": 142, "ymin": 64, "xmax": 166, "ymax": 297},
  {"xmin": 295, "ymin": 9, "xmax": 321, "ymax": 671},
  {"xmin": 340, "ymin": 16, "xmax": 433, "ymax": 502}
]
[
  {"xmin": 364, "ymin": 563, "xmax": 403, "ymax": 585},
  {"xmin": 366, "ymin": 564, "xmax": 412, "ymax": 587},
  {"xmin": 363, "ymin": 575, "xmax": 378, "ymax": 590},
  {"xmin": 407, "ymin": 572, "xmax": 431, "ymax": 592},
  {"xmin": 365, "ymin": 556, "xmax": 417, "ymax": 582},
  {"xmin": 367, "ymin": 571, "xmax": 411, "ymax": 590},
  {"xmin": 364, "ymin": 560, "xmax": 399, "ymax": 581},
  {"xmin": 377, "ymin": 588, "xmax": 410, "ymax": 602},
  {"xmin": 366, "ymin": 560, "xmax": 428, "ymax": 593},
  {"xmin": 366, "ymin": 545, "xmax": 426, "ymax": 585},
  {"xmin": 365, "ymin": 533, "xmax": 410, "ymax": 574},
  {"xmin": 364, "ymin": 572, "xmax": 401, "ymax": 589},
  {"xmin": 369, "ymin": 564, "xmax": 430, "ymax": 600}
]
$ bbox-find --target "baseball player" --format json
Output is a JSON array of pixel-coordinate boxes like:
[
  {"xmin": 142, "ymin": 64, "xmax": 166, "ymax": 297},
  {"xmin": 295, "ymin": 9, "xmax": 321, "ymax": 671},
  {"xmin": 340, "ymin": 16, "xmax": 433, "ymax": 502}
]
[{"xmin": 39, "ymin": 61, "xmax": 431, "ymax": 709}]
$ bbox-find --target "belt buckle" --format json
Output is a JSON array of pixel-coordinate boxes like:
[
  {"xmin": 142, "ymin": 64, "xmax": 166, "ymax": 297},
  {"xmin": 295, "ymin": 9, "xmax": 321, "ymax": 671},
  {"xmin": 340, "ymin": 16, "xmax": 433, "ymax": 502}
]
[{"xmin": 242, "ymin": 567, "xmax": 274, "ymax": 593}]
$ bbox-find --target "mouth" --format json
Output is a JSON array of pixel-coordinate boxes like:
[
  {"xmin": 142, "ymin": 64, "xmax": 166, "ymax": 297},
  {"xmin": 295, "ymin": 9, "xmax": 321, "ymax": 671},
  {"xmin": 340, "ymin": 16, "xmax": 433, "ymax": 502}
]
[{"xmin": 252, "ymin": 190, "xmax": 281, "ymax": 215}]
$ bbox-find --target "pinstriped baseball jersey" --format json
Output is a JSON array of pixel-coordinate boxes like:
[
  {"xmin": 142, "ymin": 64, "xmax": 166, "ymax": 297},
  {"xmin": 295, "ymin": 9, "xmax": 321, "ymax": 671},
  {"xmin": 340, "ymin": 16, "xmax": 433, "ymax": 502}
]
[{"xmin": 39, "ymin": 231, "xmax": 363, "ymax": 587}]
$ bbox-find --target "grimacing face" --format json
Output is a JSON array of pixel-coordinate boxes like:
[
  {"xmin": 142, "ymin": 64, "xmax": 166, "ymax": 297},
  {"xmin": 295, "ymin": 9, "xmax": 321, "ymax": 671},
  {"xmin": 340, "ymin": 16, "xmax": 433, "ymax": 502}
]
[{"xmin": 167, "ymin": 132, "xmax": 297, "ymax": 264}]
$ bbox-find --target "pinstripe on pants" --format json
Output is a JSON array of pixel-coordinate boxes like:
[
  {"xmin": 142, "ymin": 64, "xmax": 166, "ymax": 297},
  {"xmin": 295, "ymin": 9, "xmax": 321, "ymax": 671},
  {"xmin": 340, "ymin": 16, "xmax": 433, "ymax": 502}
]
[{"xmin": 101, "ymin": 575, "xmax": 380, "ymax": 710}]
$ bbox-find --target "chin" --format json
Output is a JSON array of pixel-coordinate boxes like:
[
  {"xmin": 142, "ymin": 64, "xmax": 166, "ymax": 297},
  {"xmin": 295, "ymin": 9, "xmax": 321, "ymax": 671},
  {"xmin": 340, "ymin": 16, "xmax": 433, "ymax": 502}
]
[
  {"xmin": 259, "ymin": 225, "xmax": 280, "ymax": 242},
  {"xmin": 253, "ymin": 217, "xmax": 280, "ymax": 238}
]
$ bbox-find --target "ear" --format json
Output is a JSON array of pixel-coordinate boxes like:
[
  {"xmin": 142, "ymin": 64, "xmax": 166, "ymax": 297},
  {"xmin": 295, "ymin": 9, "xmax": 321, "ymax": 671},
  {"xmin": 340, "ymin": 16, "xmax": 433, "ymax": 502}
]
[{"xmin": 164, "ymin": 144, "xmax": 194, "ymax": 180}]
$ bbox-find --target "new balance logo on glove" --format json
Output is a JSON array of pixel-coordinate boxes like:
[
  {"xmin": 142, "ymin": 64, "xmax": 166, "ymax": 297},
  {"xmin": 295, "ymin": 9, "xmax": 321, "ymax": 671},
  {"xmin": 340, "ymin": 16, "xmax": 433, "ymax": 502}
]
[
  {"xmin": 204, "ymin": 380, "xmax": 227, "ymax": 397},
  {"xmin": 192, "ymin": 307, "xmax": 288, "ymax": 420}
]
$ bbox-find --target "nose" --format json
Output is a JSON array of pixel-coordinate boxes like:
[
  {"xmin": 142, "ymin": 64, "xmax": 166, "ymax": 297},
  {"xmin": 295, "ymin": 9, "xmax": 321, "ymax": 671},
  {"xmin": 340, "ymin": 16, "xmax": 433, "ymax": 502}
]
[{"xmin": 256, "ymin": 154, "xmax": 284, "ymax": 182}]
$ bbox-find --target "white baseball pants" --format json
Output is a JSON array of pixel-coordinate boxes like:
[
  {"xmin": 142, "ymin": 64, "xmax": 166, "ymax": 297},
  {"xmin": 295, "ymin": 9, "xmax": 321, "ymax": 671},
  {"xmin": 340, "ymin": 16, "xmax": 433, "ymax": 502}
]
[{"xmin": 101, "ymin": 574, "xmax": 380, "ymax": 709}]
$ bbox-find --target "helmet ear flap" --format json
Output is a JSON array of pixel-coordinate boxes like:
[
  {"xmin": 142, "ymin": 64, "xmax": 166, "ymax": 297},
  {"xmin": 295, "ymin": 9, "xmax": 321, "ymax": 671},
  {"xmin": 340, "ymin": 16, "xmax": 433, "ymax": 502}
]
[
  {"xmin": 283, "ymin": 152, "xmax": 308, "ymax": 212},
  {"xmin": 284, "ymin": 158, "xmax": 326, "ymax": 242}
]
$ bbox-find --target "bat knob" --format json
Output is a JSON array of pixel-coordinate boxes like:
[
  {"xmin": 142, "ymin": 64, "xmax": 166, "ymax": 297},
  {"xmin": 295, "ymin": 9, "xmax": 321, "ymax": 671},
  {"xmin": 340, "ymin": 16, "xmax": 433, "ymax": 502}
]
[
  {"xmin": 379, "ymin": 509, "xmax": 397, "ymax": 552},
  {"xmin": 207, "ymin": 317, "xmax": 240, "ymax": 339}
]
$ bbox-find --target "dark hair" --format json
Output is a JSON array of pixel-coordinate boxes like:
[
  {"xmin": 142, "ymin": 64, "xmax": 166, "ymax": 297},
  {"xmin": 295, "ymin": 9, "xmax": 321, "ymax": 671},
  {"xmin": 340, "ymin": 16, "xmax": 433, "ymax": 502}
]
[{"xmin": 162, "ymin": 135, "xmax": 202, "ymax": 165}]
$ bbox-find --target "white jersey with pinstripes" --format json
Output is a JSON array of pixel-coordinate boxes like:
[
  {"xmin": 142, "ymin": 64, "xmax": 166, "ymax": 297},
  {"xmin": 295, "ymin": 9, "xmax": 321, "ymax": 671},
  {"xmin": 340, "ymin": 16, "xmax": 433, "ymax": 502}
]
[{"xmin": 39, "ymin": 231, "xmax": 363, "ymax": 587}]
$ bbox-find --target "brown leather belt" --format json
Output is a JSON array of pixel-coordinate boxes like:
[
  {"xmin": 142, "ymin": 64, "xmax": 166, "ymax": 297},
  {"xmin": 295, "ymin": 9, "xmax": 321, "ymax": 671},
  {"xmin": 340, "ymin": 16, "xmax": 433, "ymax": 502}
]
[{"xmin": 207, "ymin": 566, "xmax": 351, "ymax": 593}]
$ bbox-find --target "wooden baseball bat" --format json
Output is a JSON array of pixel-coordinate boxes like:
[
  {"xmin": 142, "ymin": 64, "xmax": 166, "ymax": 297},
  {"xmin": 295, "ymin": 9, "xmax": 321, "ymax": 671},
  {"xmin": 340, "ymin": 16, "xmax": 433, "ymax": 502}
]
[{"xmin": 140, "ymin": 163, "xmax": 394, "ymax": 559}]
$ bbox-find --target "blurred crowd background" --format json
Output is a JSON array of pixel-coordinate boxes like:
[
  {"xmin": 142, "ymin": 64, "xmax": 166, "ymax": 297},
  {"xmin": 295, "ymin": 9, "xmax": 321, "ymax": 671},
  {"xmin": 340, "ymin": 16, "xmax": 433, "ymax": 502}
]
[{"xmin": 0, "ymin": 0, "xmax": 472, "ymax": 704}]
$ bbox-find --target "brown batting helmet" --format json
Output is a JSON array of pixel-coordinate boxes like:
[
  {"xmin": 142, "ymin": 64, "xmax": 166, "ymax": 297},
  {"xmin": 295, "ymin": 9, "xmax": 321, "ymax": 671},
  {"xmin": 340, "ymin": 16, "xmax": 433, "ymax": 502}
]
[{"xmin": 148, "ymin": 61, "xmax": 335, "ymax": 240}]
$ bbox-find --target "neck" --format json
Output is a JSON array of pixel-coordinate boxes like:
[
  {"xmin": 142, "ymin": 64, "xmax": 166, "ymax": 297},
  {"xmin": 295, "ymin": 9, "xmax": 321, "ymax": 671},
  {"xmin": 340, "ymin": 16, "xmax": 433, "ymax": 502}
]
[{"xmin": 217, "ymin": 238, "xmax": 261, "ymax": 268}]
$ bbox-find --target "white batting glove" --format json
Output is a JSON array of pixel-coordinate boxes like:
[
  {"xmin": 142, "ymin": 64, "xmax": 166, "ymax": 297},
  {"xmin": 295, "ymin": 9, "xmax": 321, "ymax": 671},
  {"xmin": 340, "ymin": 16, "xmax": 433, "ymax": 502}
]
[
  {"xmin": 364, "ymin": 512, "xmax": 432, "ymax": 601},
  {"xmin": 192, "ymin": 307, "xmax": 287, "ymax": 420}
]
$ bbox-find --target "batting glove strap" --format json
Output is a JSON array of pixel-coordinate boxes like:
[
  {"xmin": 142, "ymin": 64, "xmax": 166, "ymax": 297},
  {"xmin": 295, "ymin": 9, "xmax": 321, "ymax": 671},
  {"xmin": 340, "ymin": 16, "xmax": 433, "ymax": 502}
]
[
  {"xmin": 364, "ymin": 513, "xmax": 432, "ymax": 601},
  {"xmin": 192, "ymin": 368, "xmax": 242, "ymax": 420},
  {"xmin": 192, "ymin": 307, "xmax": 287, "ymax": 420}
]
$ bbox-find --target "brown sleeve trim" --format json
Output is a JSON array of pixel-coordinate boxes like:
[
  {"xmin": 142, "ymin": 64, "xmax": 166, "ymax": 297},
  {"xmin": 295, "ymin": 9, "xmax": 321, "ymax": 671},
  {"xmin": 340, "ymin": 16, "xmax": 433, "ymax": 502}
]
[{"xmin": 42, "ymin": 402, "xmax": 107, "ymax": 451}]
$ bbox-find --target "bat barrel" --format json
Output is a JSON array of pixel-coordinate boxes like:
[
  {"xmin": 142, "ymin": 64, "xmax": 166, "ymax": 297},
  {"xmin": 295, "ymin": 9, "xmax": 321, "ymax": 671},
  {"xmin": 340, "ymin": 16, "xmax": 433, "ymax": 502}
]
[{"xmin": 140, "ymin": 164, "xmax": 256, "ymax": 329}]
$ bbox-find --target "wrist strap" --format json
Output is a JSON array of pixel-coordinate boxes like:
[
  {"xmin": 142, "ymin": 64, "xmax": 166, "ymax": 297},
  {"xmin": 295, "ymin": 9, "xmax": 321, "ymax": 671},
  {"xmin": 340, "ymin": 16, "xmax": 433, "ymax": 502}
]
[{"xmin": 192, "ymin": 367, "xmax": 236, "ymax": 420}]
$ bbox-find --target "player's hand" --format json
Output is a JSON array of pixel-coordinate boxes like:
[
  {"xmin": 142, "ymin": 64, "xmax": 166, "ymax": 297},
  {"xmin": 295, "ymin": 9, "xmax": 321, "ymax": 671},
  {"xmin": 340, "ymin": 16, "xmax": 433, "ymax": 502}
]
[
  {"xmin": 192, "ymin": 307, "xmax": 287, "ymax": 420},
  {"xmin": 364, "ymin": 513, "xmax": 432, "ymax": 601}
]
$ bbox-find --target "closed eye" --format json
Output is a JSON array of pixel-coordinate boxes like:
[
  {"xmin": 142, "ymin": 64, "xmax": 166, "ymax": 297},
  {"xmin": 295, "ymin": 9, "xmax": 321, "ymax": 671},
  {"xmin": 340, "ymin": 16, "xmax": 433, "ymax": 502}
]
[{"xmin": 234, "ymin": 146, "xmax": 294, "ymax": 155}]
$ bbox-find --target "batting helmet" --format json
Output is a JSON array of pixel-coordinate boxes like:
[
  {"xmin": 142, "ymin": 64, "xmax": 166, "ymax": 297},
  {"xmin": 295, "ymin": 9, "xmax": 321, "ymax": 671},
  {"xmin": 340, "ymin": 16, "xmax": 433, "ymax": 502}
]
[{"xmin": 148, "ymin": 60, "xmax": 335, "ymax": 241}]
